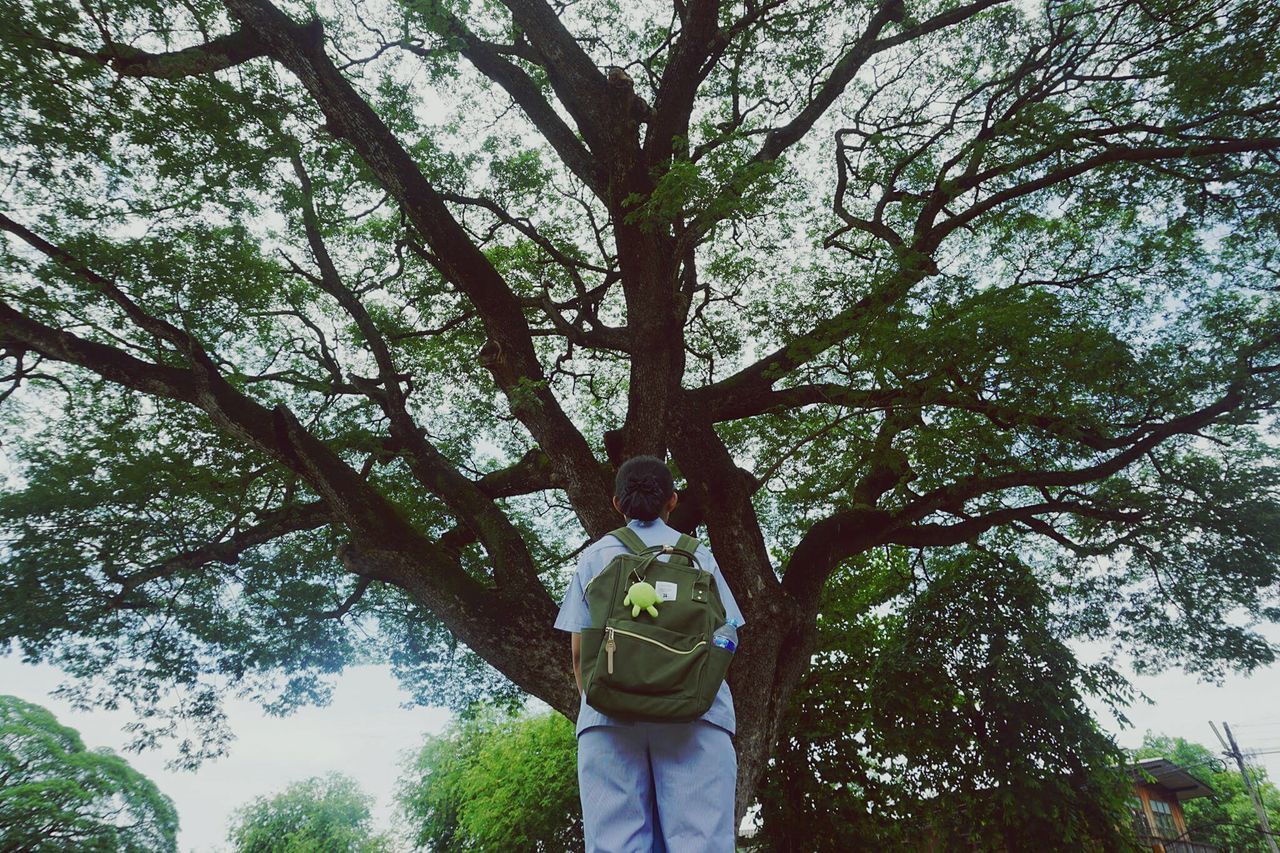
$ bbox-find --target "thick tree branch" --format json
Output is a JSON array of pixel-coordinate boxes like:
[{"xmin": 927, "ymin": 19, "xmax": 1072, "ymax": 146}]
[
  {"xmin": 292, "ymin": 152, "xmax": 545, "ymax": 594},
  {"xmin": 0, "ymin": 212, "xmax": 198, "ymax": 351},
  {"xmin": 668, "ymin": 393, "xmax": 817, "ymax": 829},
  {"xmin": 1016, "ymin": 514, "xmax": 1142, "ymax": 558},
  {"xmin": 749, "ymin": 0, "xmax": 1014, "ymax": 168},
  {"xmin": 496, "ymin": 0, "xmax": 620, "ymax": 157},
  {"xmin": 25, "ymin": 27, "xmax": 268, "ymax": 79},
  {"xmin": 686, "ymin": 258, "xmax": 935, "ymax": 417},
  {"xmin": 222, "ymin": 0, "xmax": 616, "ymax": 535},
  {"xmin": 0, "ymin": 218, "xmax": 487, "ymax": 603},
  {"xmin": 399, "ymin": 21, "xmax": 605, "ymax": 195},
  {"xmin": 886, "ymin": 500, "xmax": 1143, "ymax": 548},
  {"xmin": 435, "ymin": 189, "xmax": 631, "ymax": 351},
  {"xmin": 676, "ymin": 0, "xmax": 1009, "ymax": 255},
  {"xmin": 108, "ymin": 500, "xmax": 331, "ymax": 602},
  {"xmin": 432, "ymin": 448, "xmax": 562, "ymax": 556},
  {"xmin": 701, "ymin": 381, "xmax": 1147, "ymax": 452},
  {"xmin": 752, "ymin": 0, "xmax": 910, "ymax": 163},
  {"xmin": 781, "ymin": 371, "xmax": 1268, "ymax": 606},
  {"xmin": 527, "ymin": 291, "xmax": 632, "ymax": 352},
  {"xmin": 927, "ymin": 137, "xmax": 1280, "ymax": 244},
  {"xmin": 0, "ymin": 301, "xmax": 441, "ymax": 561},
  {"xmin": 671, "ymin": 411, "xmax": 779, "ymax": 590},
  {"xmin": 876, "ymin": 0, "xmax": 1016, "ymax": 51},
  {"xmin": 644, "ymin": 0, "xmax": 724, "ymax": 165},
  {"xmin": 439, "ymin": 189, "xmax": 610, "ymax": 279},
  {"xmin": 849, "ymin": 406, "xmax": 915, "ymax": 507},
  {"xmin": 689, "ymin": 141, "xmax": 1280, "ymax": 416},
  {"xmin": 0, "ymin": 268, "xmax": 589, "ymax": 712},
  {"xmin": 0, "ymin": 299, "xmax": 198, "ymax": 402}
]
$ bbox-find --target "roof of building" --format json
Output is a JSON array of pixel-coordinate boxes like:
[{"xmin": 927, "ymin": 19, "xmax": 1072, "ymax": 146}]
[{"xmin": 1129, "ymin": 758, "xmax": 1216, "ymax": 800}]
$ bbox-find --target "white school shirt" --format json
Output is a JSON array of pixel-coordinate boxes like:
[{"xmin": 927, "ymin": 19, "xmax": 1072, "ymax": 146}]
[{"xmin": 553, "ymin": 517, "xmax": 747, "ymax": 737}]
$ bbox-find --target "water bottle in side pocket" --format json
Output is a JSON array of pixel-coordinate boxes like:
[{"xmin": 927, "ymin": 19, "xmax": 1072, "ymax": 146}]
[{"xmin": 712, "ymin": 617, "xmax": 739, "ymax": 652}]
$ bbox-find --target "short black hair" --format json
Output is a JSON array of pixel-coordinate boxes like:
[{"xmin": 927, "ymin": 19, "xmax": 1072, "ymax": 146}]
[{"xmin": 614, "ymin": 455, "xmax": 675, "ymax": 521}]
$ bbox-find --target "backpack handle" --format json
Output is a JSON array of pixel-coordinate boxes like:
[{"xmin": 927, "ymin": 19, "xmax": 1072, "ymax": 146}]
[
  {"xmin": 609, "ymin": 527, "xmax": 704, "ymax": 574},
  {"xmin": 639, "ymin": 544, "xmax": 703, "ymax": 572},
  {"xmin": 627, "ymin": 546, "xmax": 705, "ymax": 588}
]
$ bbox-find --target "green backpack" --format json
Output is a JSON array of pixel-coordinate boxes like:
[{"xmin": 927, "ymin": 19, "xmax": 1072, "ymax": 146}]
[{"xmin": 580, "ymin": 526, "xmax": 734, "ymax": 723}]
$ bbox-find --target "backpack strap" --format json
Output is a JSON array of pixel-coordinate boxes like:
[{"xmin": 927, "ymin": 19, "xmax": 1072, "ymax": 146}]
[
  {"xmin": 609, "ymin": 526, "xmax": 648, "ymax": 555},
  {"xmin": 673, "ymin": 533, "xmax": 701, "ymax": 569},
  {"xmin": 610, "ymin": 527, "xmax": 703, "ymax": 568}
]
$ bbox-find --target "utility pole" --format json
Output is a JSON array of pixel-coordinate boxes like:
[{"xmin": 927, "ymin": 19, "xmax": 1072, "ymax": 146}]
[{"xmin": 1212, "ymin": 721, "xmax": 1279, "ymax": 853}]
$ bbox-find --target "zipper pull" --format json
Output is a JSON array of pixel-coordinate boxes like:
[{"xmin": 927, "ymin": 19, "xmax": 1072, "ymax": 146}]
[{"xmin": 605, "ymin": 628, "xmax": 616, "ymax": 674}]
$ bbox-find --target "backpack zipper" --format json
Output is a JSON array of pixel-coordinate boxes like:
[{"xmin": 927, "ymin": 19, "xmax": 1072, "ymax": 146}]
[{"xmin": 606, "ymin": 625, "xmax": 706, "ymax": 671}]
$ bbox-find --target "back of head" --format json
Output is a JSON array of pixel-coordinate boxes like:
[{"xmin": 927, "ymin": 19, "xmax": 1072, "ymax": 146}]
[{"xmin": 614, "ymin": 455, "xmax": 675, "ymax": 522}]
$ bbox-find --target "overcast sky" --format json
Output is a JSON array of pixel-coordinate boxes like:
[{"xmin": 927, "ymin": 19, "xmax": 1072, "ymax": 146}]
[
  {"xmin": 1084, "ymin": 630, "xmax": 1280, "ymax": 778},
  {"xmin": 3, "ymin": 639, "xmax": 1278, "ymax": 852}
]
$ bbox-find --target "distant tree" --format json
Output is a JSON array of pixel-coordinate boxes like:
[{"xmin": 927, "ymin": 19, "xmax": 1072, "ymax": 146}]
[
  {"xmin": 1133, "ymin": 733, "xmax": 1280, "ymax": 852},
  {"xmin": 0, "ymin": 694, "xmax": 178, "ymax": 852},
  {"xmin": 755, "ymin": 547, "xmax": 1133, "ymax": 851},
  {"xmin": 227, "ymin": 772, "xmax": 391, "ymax": 853},
  {"xmin": 397, "ymin": 705, "xmax": 581, "ymax": 851}
]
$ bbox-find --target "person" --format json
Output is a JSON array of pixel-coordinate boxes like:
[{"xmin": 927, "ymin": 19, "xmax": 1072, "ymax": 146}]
[{"xmin": 554, "ymin": 455, "xmax": 746, "ymax": 853}]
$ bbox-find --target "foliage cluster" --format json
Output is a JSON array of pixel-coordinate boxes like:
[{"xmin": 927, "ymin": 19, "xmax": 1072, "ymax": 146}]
[
  {"xmin": 754, "ymin": 546, "xmax": 1134, "ymax": 851},
  {"xmin": 396, "ymin": 704, "xmax": 582, "ymax": 852},
  {"xmin": 0, "ymin": 693, "xmax": 178, "ymax": 852},
  {"xmin": 227, "ymin": 771, "xmax": 393, "ymax": 853}
]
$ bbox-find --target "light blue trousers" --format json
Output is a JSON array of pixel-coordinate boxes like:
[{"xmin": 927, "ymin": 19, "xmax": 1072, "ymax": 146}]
[{"xmin": 577, "ymin": 720, "xmax": 737, "ymax": 853}]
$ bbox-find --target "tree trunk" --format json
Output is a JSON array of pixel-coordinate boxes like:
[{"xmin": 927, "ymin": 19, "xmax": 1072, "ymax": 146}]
[
  {"xmin": 666, "ymin": 405, "xmax": 821, "ymax": 829},
  {"xmin": 727, "ymin": 595, "xmax": 819, "ymax": 830}
]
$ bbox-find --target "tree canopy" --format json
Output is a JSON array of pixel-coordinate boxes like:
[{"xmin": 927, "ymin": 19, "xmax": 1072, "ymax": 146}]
[
  {"xmin": 755, "ymin": 546, "xmax": 1134, "ymax": 850},
  {"xmin": 0, "ymin": 0, "xmax": 1277, "ymax": 823},
  {"xmin": 227, "ymin": 771, "xmax": 392, "ymax": 853},
  {"xmin": 0, "ymin": 694, "xmax": 178, "ymax": 852},
  {"xmin": 397, "ymin": 705, "xmax": 582, "ymax": 851}
]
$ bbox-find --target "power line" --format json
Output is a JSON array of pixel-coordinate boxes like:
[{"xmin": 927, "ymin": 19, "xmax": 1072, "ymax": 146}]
[{"xmin": 1212, "ymin": 721, "xmax": 1280, "ymax": 853}]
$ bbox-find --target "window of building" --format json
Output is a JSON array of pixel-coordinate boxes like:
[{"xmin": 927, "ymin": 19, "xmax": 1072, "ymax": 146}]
[
  {"xmin": 1130, "ymin": 796, "xmax": 1151, "ymax": 839},
  {"xmin": 1149, "ymin": 798, "xmax": 1178, "ymax": 839}
]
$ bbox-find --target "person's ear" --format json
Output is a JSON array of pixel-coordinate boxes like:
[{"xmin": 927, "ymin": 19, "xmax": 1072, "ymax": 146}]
[
  {"xmin": 612, "ymin": 495, "xmax": 625, "ymax": 518},
  {"xmin": 665, "ymin": 492, "xmax": 678, "ymax": 514}
]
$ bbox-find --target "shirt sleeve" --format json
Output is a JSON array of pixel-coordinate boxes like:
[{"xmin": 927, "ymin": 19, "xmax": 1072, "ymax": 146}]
[
  {"xmin": 553, "ymin": 545, "xmax": 595, "ymax": 633},
  {"xmin": 698, "ymin": 545, "xmax": 746, "ymax": 629}
]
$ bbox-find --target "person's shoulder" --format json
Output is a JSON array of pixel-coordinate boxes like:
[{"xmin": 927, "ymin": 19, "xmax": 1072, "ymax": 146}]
[
  {"xmin": 579, "ymin": 530, "xmax": 628, "ymax": 565},
  {"xmin": 691, "ymin": 538, "xmax": 719, "ymax": 570}
]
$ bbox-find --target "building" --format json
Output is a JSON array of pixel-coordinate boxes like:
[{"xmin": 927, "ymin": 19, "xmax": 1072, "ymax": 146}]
[{"xmin": 1129, "ymin": 758, "xmax": 1218, "ymax": 853}]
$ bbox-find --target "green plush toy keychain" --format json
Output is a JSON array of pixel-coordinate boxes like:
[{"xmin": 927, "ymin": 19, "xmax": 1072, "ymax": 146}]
[{"xmin": 623, "ymin": 581, "xmax": 661, "ymax": 618}]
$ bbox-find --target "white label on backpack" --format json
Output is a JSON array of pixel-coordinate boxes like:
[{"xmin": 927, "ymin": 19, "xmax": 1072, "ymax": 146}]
[{"xmin": 654, "ymin": 581, "xmax": 678, "ymax": 602}]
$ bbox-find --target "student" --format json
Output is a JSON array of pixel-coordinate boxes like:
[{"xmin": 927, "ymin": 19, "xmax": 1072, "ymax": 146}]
[{"xmin": 554, "ymin": 455, "xmax": 746, "ymax": 853}]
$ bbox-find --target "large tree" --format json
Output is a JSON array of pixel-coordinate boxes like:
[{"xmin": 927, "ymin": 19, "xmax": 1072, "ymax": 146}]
[
  {"xmin": 0, "ymin": 694, "xmax": 178, "ymax": 852},
  {"xmin": 1, "ymin": 0, "xmax": 1278, "ymax": 828},
  {"xmin": 227, "ymin": 772, "xmax": 391, "ymax": 852},
  {"xmin": 755, "ymin": 547, "xmax": 1136, "ymax": 849},
  {"xmin": 397, "ymin": 705, "xmax": 582, "ymax": 851}
]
